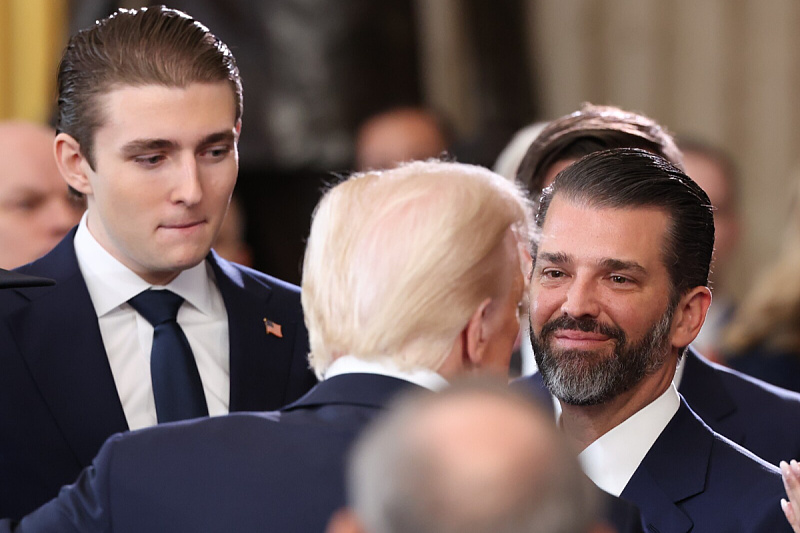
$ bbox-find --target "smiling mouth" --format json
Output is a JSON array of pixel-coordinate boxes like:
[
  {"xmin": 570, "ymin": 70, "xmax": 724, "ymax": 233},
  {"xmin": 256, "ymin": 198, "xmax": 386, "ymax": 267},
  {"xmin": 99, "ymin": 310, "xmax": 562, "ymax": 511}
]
[{"xmin": 554, "ymin": 329, "xmax": 611, "ymax": 342}]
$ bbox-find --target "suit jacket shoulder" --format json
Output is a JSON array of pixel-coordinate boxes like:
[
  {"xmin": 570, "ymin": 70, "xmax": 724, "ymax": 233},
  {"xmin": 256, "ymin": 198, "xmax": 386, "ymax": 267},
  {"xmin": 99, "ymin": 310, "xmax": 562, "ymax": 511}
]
[
  {"xmin": 622, "ymin": 400, "xmax": 789, "ymax": 533},
  {"xmin": 679, "ymin": 346, "xmax": 800, "ymax": 465},
  {"xmin": 9, "ymin": 374, "xmax": 422, "ymax": 533},
  {"xmin": 0, "ymin": 234, "xmax": 316, "ymax": 519}
]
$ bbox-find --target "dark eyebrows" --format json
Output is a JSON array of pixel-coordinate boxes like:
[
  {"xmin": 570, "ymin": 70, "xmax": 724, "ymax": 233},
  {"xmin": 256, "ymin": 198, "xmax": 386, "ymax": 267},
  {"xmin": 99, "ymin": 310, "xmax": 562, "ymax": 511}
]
[
  {"xmin": 534, "ymin": 252, "xmax": 648, "ymax": 276},
  {"xmin": 120, "ymin": 130, "xmax": 236, "ymax": 158},
  {"xmin": 198, "ymin": 131, "xmax": 236, "ymax": 148},
  {"xmin": 536, "ymin": 251, "xmax": 571, "ymax": 265},
  {"xmin": 121, "ymin": 139, "xmax": 176, "ymax": 157},
  {"xmin": 598, "ymin": 258, "xmax": 647, "ymax": 276}
]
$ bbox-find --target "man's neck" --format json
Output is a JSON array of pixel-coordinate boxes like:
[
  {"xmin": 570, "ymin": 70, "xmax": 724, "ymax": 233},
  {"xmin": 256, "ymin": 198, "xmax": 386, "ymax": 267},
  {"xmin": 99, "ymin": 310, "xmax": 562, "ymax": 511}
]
[{"xmin": 559, "ymin": 366, "xmax": 675, "ymax": 451}]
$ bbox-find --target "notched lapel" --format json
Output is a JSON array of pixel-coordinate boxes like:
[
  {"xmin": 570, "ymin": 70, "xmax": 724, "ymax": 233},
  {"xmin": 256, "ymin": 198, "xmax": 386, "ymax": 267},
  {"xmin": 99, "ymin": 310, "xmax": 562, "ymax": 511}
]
[
  {"xmin": 211, "ymin": 254, "xmax": 299, "ymax": 411},
  {"xmin": 622, "ymin": 469, "xmax": 693, "ymax": 533},
  {"xmin": 6, "ymin": 235, "xmax": 128, "ymax": 467},
  {"xmin": 679, "ymin": 348, "xmax": 744, "ymax": 445}
]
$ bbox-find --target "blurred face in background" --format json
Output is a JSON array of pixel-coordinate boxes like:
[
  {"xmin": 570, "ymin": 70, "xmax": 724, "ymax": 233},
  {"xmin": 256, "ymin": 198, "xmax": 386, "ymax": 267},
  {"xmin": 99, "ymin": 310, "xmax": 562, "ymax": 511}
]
[
  {"xmin": 682, "ymin": 148, "xmax": 740, "ymax": 284},
  {"xmin": 0, "ymin": 122, "xmax": 85, "ymax": 269}
]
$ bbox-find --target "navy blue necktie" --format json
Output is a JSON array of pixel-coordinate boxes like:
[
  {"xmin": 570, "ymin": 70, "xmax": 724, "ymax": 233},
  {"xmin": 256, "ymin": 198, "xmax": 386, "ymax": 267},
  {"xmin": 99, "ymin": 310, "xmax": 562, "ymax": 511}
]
[{"xmin": 128, "ymin": 289, "xmax": 209, "ymax": 423}]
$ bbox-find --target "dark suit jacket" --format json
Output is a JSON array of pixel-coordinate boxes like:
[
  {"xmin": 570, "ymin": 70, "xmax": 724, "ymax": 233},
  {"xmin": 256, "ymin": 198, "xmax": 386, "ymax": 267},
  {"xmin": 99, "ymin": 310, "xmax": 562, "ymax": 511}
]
[
  {"xmin": 621, "ymin": 400, "xmax": 789, "ymax": 533},
  {"xmin": 517, "ymin": 346, "xmax": 800, "ymax": 467},
  {"xmin": 678, "ymin": 346, "xmax": 800, "ymax": 466},
  {"xmin": 0, "ymin": 374, "xmax": 419, "ymax": 533},
  {"xmin": 0, "ymin": 229, "xmax": 317, "ymax": 519}
]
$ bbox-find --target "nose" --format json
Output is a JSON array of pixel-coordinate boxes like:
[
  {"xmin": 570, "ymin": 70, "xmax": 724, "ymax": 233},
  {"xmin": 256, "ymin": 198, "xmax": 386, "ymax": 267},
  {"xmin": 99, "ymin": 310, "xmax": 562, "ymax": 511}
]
[
  {"xmin": 560, "ymin": 277, "xmax": 601, "ymax": 319},
  {"xmin": 172, "ymin": 156, "xmax": 203, "ymax": 206}
]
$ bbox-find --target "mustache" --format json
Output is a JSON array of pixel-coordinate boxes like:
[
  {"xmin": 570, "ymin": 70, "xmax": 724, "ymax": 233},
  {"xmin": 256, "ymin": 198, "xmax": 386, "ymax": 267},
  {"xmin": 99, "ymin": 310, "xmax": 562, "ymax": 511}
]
[{"xmin": 539, "ymin": 314, "xmax": 625, "ymax": 342}]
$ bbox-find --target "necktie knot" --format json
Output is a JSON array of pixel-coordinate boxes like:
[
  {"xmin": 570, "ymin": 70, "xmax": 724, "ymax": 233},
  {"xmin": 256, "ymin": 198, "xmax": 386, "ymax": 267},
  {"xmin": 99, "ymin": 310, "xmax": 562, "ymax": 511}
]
[{"xmin": 128, "ymin": 289, "xmax": 184, "ymax": 326}]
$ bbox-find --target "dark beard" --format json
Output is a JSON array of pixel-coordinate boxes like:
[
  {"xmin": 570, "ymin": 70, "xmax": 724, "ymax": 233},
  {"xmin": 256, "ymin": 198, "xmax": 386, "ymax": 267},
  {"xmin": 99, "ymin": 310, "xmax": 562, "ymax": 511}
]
[{"xmin": 530, "ymin": 308, "xmax": 674, "ymax": 406}]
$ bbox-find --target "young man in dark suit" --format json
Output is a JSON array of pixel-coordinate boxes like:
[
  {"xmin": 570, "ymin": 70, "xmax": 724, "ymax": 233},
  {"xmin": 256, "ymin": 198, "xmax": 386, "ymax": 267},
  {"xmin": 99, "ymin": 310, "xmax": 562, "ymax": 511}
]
[
  {"xmin": 521, "ymin": 148, "xmax": 788, "ymax": 532},
  {"xmin": 0, "ymin": 6, "xmax": 316, "ymax": 519}
]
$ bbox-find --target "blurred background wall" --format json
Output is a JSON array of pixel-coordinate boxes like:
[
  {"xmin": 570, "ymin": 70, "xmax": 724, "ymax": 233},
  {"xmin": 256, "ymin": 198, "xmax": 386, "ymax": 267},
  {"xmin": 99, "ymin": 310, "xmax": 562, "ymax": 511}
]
[{"xmin": 1, "ymin": 0, "xmax": 797, "ymax": 298}]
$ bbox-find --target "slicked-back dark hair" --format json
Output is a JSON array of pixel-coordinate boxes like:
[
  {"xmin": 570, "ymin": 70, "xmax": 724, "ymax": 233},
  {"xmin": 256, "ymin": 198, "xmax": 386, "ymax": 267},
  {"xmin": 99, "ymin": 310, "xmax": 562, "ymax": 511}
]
[
  {"xmin": 516, "ymin": 104, "xmax": 682, "ymax": 195},
  {"xmin": 536, "ymin": 148, "xmax": 713, "ymax": 299},
  {"xmin": 56, "ymin": 5, "xmax": 243, "ymax": 169}
]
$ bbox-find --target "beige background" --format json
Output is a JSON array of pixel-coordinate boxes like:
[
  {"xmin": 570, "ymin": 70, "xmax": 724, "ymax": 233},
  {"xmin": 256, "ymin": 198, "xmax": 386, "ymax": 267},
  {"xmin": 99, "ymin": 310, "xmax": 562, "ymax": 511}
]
[{"xmin": 417, "ymin": 0, "xmax": 800, "ymax": 301}]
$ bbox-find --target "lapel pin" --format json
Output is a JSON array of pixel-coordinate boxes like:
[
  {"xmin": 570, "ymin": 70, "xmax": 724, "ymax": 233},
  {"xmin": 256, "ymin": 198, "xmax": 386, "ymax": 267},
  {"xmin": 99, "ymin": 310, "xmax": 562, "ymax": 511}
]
[{"xmin": 263, "ymin": 318, "xmax": 283, "ymax": 338}]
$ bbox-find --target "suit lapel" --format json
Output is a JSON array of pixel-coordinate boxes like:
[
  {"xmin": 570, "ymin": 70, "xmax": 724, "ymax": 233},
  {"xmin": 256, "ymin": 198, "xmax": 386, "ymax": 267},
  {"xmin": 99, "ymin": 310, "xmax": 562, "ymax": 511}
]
[
  {"xmin": 622, "ymin": 401, "xmax": 712, "ymax": 533},
  {"xmin": 8, "ymin": 232, "xmax": 128, "ymax": 467},
  {"xmin": 678, "ymin": 347, "xmax": 743, "ymax": 445},
  {"xmin": 622, "ymin": 469, "xmax": 693, "ymax": 533},
  {"xmin": 209, "ymin": 253, "xmax": 297, "ymax": 411}
]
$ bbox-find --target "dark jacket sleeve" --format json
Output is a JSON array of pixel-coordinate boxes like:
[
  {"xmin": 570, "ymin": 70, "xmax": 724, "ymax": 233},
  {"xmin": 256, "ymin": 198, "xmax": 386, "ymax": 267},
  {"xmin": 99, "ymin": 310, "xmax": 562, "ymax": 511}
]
[{"xmin": 5, "ymin": 434, "xmax": 122, "ymax": 533}]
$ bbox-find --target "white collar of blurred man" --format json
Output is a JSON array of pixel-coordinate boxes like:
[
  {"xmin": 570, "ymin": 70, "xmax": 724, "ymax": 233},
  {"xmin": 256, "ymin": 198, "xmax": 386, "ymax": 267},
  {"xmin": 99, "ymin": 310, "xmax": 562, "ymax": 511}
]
[
  {"xmin": 302, "ymin": 160, "xmax": 533, "ymax": 383},
  {"xmin": 327, "ymin": 380, "xmax": 615, "ymax": 533},
  {"xmin": 0, "ymin": 122, "xmax": 85, "ymax": 269}
]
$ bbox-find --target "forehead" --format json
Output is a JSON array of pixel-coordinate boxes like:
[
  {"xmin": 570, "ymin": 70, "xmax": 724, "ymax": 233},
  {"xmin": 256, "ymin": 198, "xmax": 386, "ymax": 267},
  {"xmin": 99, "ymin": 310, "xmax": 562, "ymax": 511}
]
[
  {"xmin": 538, "ymin": 195, "xmax": 670, "ymax": 268},
  {"xmin": 94, "ymin": 82, "xmax": 237, "ymax": 143}
]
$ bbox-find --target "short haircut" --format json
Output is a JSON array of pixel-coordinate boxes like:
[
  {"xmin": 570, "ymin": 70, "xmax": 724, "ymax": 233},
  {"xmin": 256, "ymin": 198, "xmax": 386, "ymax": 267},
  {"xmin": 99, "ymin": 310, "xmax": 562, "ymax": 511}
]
[
  {"xmin": 347, "ymin": 379, "xmax": 599, "ymax": 533},
  {"xmin": 56, "ymin": 5, "xmax": 243, "ymax": 169},
  {"xmin": 536, "ymin": 148, "xmax": 714, "ymax": 300},
  {"xmin": 302, "ymin": 160, "xmax": 532, "ymax": 378},
  {"xmin": 516, "ymin": 103, "xmax": 682, "ymax": 195}
]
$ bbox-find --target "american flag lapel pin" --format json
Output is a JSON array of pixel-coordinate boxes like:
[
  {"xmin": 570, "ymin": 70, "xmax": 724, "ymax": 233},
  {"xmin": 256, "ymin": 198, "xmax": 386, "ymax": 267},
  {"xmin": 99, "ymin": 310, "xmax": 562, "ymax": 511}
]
[{"xmin": 263, "ymin": 318, "xmax": 283, "ymax": 338}]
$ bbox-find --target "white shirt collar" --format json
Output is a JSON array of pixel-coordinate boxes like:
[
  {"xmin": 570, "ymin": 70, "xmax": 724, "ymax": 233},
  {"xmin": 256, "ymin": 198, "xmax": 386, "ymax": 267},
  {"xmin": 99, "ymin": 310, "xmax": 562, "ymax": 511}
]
[
  {"xmin": 74, "ymin": 213, "xmax": 218, "ymax": 317},
  {"xmin": 323, "ymin": 354, "xmax": 449, "ymax": 391},
  {"xmin": 577, "ymin": 384, "xmax": 681, "ymax": 496}
]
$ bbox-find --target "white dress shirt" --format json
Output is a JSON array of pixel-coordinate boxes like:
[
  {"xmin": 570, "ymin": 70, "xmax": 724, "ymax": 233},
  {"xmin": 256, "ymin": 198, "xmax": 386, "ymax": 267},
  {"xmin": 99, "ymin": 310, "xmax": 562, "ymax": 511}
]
[
  {"xmin": 74, "ymin": 214, "xmax": 230, "ymax": 430},
  {"xmin": 324, "ymin": 354, "xmax": 449, "ymax": 391},
  {"xmin": 573, "ymin": 384, "xmax": 681, "ymax": 496}
]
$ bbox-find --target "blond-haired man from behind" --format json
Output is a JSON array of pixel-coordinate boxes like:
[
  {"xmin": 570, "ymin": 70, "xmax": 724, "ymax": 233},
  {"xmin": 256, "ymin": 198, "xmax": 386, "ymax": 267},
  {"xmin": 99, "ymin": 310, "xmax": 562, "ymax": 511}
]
[{"xmin": 3, "ymin": 160, "xmax": 532, "ymax": 532}]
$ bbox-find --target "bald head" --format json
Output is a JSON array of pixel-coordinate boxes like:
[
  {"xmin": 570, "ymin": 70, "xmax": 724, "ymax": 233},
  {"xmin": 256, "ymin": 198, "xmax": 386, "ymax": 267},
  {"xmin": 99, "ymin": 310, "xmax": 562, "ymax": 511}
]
[
  {"xmin": 337, "ymin": 381, "xmax": 601, "ymax": 533},
  {"xmin": 355, "ymin": 108, "xmax": 448, "ymax": 171},
  {"xmin": 0, "ymin": 122, "xmax": 84, "ymax": 268}
]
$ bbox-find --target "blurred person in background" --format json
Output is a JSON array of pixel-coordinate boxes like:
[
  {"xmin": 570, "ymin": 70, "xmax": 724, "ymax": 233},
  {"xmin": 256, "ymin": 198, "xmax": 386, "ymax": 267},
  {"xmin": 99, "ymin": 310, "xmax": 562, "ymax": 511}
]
[
  {"xmin": 725, "ymin": 173, "xmax": 800, "ymax": 392},
  {"xmin": 354, "ymin": 107, "xmax": 450, "ymax": 171},
  {"xmin": 328, "ymin": 380, "xmax": 617, "ymax": 533},
  {"xmin": 512, "ymin": 104, "xmax": 800, "ymax": 468},
  {"xmin": 679, "ymin": 139, "xmax": 741, "ymax": 360},
  {"xmin": 0, "ymin": 122, "xmax": 85, "ymax": 269},
  {"xmin": 211, "ymin": 194, "xmax": 253, "ymax": 267}
]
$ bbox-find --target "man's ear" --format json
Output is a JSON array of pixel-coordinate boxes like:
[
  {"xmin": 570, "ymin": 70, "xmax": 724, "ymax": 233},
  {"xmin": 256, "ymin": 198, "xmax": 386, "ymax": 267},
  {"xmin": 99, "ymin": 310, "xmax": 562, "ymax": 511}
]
[
  {"xmin": 463, "ymin": 297, "xmax": 493, "ymax": 368},
  {"xmin": 55, "ymin": 132, "xmax": 93, "ymax": 196},
  {"xmin": 670, "ymin": 286, "xmax": 712, "ymax": 349},
  {"xmin": 325, "ymin": 508, "xmax": 366, "ymax": 533}
]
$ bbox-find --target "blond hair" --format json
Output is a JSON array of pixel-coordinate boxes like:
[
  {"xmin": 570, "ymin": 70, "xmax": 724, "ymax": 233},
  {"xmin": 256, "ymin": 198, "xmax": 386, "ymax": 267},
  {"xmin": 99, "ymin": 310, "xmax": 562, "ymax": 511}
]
[
  {"xmin": 302, "ymin": 160, "xmax": 532, "ymax": 378},
  {"xmin": 725, "ymin": 174, "xmax": 800, "ymax": 353}
]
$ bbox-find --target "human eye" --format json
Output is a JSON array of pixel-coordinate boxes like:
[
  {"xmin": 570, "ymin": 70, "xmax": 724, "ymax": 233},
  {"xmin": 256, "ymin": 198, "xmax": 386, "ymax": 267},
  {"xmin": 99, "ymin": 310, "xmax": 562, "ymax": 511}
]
[
  {"xmin": 537, "ymin": 267, "xmax": 568, "ymax": 285},
  {"xmin": 133, "ymin": 154, "xmax": 166, "ymax": 168},
  {"xmin": 11, "ymin": 196, "xmax": 43, "ymax": 212},
  {"xmin": 200, "ymin": 144, "xmax": 232, "ymax": 161},
  {"xmin": 607, "ymin": 273, "xmax": 638, "ymax": 288}
]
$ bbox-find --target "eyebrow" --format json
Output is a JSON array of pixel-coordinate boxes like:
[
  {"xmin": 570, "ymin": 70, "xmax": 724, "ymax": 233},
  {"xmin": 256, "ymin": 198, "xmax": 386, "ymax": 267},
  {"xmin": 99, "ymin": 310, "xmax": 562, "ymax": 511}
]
[
  {"xmin": 120, "ymin": 130, "xmax": 236, "ymax": 157},
  {"xmin": 121, "ymin": 139, "xmax": 176, "ymax": 157},
  {"xmin": 536, "ymin": 252, "xmax": 571, "ymax": 265},
  {"xmin": 536, "ymin": 252, "xmax": 648, "ymax": 276},
  {"xmin": 597, "ymin": 258, "xmax": 647, "ymax": 276}
]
